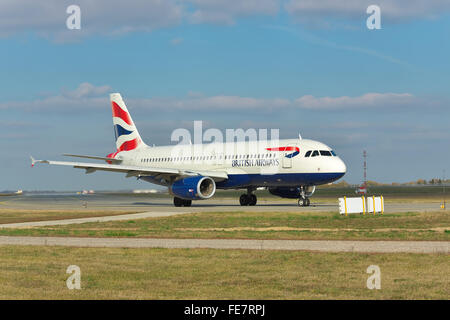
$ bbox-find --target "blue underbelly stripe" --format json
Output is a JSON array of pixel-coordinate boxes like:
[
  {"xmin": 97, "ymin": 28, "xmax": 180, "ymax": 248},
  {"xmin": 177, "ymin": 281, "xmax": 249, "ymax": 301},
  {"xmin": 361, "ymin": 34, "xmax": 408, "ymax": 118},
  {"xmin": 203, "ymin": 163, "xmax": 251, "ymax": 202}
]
[
  {"xmin": 215, "ymin": 172, "xmax": 345, "ymax": 188},
  {"xmin": 141, "ymin": 172, "xmax": 345, "ymax": 188}
]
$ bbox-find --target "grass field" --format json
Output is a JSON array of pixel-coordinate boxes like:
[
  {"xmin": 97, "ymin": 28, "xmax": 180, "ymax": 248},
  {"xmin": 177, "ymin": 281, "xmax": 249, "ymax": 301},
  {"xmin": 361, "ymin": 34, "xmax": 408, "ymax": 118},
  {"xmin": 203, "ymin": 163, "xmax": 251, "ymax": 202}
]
[
  {"xmin": 0, "ymin": 187, "xmax": 448, "ymax": 300},
  {"xmin": 218, "ymin": 185, "xmax": 450, "ymax": 200},
  {"xmin": 0, "ymin": 245, "xmax": 447, "ymax": 299},
  {"xmin": 1, "ymin": 210, "xmax": 448, "ymax": 241}
]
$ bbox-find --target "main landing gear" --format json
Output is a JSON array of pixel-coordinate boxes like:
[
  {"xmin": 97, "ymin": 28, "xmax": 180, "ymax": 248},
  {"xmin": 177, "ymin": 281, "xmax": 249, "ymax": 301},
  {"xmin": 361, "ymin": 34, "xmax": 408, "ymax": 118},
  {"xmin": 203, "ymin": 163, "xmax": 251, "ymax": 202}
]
[
  {"xmin": 239, "ymin": 188, "xmax": 257, "ymax": 206},
  {"xmin": 173, "ymin": 197, "xmax": 192, "ymax": 207}
]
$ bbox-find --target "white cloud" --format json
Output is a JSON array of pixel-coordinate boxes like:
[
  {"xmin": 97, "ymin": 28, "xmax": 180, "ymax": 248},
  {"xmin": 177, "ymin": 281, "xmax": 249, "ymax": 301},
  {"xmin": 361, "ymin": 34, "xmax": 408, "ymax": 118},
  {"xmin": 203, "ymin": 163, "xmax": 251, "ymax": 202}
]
[
  {"xmin": 1, "ymin": 83, "xmax": 424, "ymax": 112},
  {"xmin": 62, "ymin": 82, "xmax": 112, "ymax": 99},
  {"xmin": 294, "ymin": 93, "xmax": 416, "ymax": 110},
  {"xmin": 0, "ymin": 0, "xmax": 280, "ymax": 39},
  {"xmin": 0, "ymin": 0, "xmax": 183, "ymax": 40},
  {"xmin": 0, "ymin": 83, "xmax": 109, "ymax": 111},
  {"xmin": 285, "ymin": 0, "xmax": 450, "ymax": 23},
  {"xmin": 2, "ymin": 0, "xmax": 450, "ymax": 40},
  {"xmin": 128, "ymin": 95, "xmax": 291, "ymax": 110},
  {"xmin": 170, "ymin": 37, "xmax": 184, "ymax": 45},
  {"xmin": 186, "ymin": 0, "xmax": 279, "ymax": 25}
]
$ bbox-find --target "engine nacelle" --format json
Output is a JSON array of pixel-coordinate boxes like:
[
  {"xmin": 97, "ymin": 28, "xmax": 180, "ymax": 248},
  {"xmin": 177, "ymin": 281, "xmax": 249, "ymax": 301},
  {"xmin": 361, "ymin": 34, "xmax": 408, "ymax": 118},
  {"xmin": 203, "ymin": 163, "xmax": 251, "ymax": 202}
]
[
  {"xmin": 268, "ymin": 185, "xmax": 316, "ymax": 199},
  {"xmin": 169, "ymin": 176, "xmax": 216, "ymax": 200}
]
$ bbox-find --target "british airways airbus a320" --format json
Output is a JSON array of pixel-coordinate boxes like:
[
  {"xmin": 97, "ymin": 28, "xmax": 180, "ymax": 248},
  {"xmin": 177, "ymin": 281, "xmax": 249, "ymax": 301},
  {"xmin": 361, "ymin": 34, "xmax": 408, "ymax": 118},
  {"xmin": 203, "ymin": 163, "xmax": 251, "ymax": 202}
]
[{"xmin": 32, "ymin": 93, "xmax": 346, "ymax": 207}]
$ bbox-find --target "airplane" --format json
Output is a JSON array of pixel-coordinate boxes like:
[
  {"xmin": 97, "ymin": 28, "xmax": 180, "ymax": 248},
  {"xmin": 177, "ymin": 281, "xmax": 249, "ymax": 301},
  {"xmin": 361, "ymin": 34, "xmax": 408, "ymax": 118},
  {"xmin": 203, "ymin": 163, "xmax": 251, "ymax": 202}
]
[
  {"xmin": 0, "ymin": 190, "xmax": 23, "ymax": 197},
  {"xmin": 31, "ymin": 93, "xmax": 346, "ymax": 207}
]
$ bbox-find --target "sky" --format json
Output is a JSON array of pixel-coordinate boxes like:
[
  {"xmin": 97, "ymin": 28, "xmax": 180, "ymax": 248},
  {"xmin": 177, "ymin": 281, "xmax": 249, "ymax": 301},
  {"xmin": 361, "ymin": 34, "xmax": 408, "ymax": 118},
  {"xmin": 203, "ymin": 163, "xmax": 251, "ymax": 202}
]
[{"xmin": 1, "ymin": 0, "xmax": 449, "ymax": 191}]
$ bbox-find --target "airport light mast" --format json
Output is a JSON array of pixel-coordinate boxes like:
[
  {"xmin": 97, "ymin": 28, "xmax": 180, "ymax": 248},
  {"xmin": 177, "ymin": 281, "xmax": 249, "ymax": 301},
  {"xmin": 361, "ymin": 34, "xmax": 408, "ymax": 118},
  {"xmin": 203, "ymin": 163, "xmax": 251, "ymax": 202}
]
[
  {"xmin": 356, "ymin": 150, "xmax": 368, "ymax": 195},
  {"xmin": 363, "ymin": 150, "xmax": 367, "ymax": 194},
  {"xmin": 443, "ymin": 169, "xmax": 446, "ymax": 210}
]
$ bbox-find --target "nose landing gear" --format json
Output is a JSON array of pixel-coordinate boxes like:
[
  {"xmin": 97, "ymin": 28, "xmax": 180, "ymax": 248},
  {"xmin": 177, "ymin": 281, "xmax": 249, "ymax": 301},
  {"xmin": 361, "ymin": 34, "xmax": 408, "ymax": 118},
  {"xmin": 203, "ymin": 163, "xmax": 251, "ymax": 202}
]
[
  {"xmin": 297, "ymin": 197, "xmax": 310, "ymax": 207},
  {"xmin": 298, "ymin": 186, "xmax": 311, "ymax": 207}
]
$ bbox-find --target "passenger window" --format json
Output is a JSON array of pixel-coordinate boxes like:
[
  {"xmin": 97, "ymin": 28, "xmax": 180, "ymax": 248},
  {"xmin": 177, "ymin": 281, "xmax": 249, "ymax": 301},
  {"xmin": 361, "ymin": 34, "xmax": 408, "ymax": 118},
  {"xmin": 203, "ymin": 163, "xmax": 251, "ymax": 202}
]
[
  {"xmin": 320, "ymin": 150, "xmax": 332, "ymax": 156},
  {"xmin": 311, "ymin": 150, "xmax": 319, "ymax": 157},
  {"xmin": 305, "ymin": 150, "xmax": 312, "ymax": 157}
]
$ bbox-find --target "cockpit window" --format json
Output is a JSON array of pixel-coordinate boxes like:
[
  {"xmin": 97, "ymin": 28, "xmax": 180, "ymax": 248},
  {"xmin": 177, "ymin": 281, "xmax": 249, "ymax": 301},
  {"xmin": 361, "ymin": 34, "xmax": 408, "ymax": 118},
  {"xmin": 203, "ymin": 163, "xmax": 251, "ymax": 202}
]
[
  {"xmin": 311, "ymin": 150, "xmax": 319, "ymax": 157},
  {"xmin": 331, "ymin": 150, "xmax": 337, "ymax": 156},
  {"xmin": 305, "ymin": 150, "xmax": 312, "ymax": 157},
  {"xmin": 320, "ymin": 150, "xmax": 332, "ymax": 156}
]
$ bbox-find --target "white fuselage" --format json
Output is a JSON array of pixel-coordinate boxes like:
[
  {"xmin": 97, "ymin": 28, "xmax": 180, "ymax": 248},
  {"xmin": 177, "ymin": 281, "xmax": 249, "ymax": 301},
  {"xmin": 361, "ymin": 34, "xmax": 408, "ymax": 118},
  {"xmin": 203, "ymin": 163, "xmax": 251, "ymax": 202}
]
[{"xmin": 115, "ymin": 138, "xmax": 346, "ymax": 188}]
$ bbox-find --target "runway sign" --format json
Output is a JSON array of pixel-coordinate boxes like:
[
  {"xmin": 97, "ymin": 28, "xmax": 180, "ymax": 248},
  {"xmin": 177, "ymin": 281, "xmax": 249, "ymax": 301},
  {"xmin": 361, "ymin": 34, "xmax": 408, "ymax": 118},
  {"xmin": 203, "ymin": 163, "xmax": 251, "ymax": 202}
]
[{"xmin": 339, "ymin": 196, "xmax": 384, "ymax": 216}]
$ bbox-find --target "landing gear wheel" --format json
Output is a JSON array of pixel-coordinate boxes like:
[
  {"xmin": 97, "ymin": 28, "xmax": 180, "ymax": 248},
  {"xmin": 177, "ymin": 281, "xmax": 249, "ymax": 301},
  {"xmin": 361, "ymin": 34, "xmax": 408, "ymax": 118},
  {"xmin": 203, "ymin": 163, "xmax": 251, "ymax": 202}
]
[
  {"xmin": 174, "ymin": 197, "xmax": 192, "ymax": 207},
  {"xmin": 239, "ymin": 194, "xmax": 249, "ymax": 206},
  {"xmin": 298, "ymin": 197, "xmax": 310, "ymax": 207},
  {"xmin": 249, "ymin": 194, "xmax": 257, "ymax": 206},
  {"xmin": 174, "ymin": 197, "xmax": 183, "ymax": 207},
  {"xmin": 183, "ymin": 199, "xmax": 192, "ymax": 207},
  {"xmin": 240, "ymin": 194, "xmax": 257, "ymax": 206}
]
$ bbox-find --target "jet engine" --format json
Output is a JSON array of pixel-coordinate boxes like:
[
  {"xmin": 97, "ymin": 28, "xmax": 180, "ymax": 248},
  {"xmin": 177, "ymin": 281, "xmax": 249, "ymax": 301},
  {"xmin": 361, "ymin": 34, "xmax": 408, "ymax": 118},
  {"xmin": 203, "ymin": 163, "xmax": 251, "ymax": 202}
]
[{"xmin": 169, "ymin": 176, "xmax": 216, "ymax": 200}]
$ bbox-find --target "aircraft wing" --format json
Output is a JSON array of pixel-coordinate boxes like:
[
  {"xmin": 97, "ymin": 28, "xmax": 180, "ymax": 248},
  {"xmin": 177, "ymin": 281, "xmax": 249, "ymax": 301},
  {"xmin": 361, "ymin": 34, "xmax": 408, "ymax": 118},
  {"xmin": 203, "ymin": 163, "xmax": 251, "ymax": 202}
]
[{"xmin": 30, "ymin": 157, "xmax": 228, "ymax": 183}]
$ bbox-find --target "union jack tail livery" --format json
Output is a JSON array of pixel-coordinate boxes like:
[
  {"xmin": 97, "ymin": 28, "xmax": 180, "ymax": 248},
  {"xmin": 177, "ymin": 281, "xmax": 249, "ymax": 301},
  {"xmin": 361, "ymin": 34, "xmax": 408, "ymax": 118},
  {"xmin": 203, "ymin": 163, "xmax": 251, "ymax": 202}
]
[{"xmin": 110, "ymin": 93, "xmax": 146, "ymax": 154}]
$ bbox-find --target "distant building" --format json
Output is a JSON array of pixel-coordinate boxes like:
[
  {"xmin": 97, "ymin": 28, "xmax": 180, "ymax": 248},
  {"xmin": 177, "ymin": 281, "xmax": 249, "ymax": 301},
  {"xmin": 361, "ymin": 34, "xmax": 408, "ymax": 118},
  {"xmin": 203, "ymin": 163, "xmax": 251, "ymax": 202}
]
[{"xmin": 132, "ymin": 189, "xmax": 159, "ymax": 194}]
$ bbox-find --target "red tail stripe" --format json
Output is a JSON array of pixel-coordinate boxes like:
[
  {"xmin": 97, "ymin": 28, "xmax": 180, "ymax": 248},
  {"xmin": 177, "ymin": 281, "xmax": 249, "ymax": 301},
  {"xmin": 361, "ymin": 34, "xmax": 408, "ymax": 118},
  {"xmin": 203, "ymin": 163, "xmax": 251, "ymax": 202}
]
[
  {"xmin": 118, "ymin": 138, "xmax": 140, "ymax": 152},
  {"xmin": 266, "ymin": 147, "xmax": 299, "ymax": 152},
  {"xmin": 112, "ymin": 101, "xmax": 132, "ymax": 125},
  {"xmin": 106, "ymin": 138, "xmax": 140, "ymax": 163}
]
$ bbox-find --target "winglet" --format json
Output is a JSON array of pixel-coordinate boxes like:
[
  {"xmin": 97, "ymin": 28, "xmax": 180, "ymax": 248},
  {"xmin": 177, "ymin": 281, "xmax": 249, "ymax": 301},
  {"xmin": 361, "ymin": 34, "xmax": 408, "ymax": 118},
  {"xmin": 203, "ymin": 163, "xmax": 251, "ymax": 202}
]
[
  {"xmin": 30, "ymin": 156, "xmax": 48, "ymax": 167},
  {"xmin": 30, "ymin": 156, "xmax": 36, "ymax": 168}
]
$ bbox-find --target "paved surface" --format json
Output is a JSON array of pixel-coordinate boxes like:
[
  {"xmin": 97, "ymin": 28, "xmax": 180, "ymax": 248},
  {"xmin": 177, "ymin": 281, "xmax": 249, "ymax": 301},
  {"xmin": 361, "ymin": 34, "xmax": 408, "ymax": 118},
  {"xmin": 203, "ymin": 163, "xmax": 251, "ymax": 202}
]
[
  {"xmin": 0, "ymin": 193, "xmax": 444, "ymax": 228},
  {"xmin": 0, "ymin": 194, "xmax": 448, "ymax": 254},
  {"xmin": 0, "ymin": 211, "xmax": 186, "ymax": 228},
  {"xmin": 0, "ymin": 193, "xmax": 443, "ymax": 213},
  {"xmin": 0, "ymin": 193, "xmax": 443, "ymax": 228},
  {"xmin": 0, "ymin": 236, "xmax": 448, "ymax": 253}
]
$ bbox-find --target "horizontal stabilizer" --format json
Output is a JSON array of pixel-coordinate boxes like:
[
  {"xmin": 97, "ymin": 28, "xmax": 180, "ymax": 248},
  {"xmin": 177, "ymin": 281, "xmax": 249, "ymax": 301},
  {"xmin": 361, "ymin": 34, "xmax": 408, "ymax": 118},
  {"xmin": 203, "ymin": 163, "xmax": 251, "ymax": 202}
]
[{"xmin": 63, "ymin": 154, "xmax": 123, "ymax": 164}]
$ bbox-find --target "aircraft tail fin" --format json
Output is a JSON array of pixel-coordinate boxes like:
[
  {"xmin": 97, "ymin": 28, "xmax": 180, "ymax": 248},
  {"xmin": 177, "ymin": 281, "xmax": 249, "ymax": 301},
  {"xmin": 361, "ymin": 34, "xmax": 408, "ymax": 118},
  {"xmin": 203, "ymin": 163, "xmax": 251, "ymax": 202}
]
[{"xmin": 110, "ymin": 93, "xmax": 147, "ymax": 155}]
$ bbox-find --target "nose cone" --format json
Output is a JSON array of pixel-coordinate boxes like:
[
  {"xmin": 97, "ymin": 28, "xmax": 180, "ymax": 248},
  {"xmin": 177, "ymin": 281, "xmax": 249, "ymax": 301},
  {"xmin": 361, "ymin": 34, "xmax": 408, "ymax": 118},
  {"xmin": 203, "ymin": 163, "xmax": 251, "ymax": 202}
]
[
  {"xmin": 330, "ymin": 157, "xmax": 346, "ymax": 181},
  {"xmin": 337, "ymin": 157, "xmax": 347, "ymax": 174}
]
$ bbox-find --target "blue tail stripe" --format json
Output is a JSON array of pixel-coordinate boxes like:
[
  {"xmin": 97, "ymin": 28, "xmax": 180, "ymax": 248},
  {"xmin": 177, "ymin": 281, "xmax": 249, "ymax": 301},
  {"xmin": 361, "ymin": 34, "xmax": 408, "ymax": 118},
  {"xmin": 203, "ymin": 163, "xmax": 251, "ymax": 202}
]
[{"xmin": 114, "ymin": 124, "xmax": 133, "ymax": 140}]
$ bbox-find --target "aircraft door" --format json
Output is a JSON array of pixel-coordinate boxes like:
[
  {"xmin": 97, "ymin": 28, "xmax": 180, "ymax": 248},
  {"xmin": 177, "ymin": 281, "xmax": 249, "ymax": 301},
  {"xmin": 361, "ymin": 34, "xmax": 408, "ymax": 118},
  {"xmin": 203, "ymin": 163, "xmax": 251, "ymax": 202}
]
[{"xmin": 282, "ymin": 145, "xmax": 296, "ymax": 169}]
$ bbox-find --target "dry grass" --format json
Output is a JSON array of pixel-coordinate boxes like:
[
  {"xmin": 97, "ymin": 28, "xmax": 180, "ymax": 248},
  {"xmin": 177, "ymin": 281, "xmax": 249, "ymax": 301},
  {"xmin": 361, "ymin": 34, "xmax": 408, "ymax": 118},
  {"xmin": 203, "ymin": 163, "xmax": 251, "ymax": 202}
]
[
  {"xmin": 1, "ymin": 210, "xmax": 448, "ymax": 241},
  {"xmin": 0, "ymin": 245, "xmax": 448, "ymax": 299}
]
